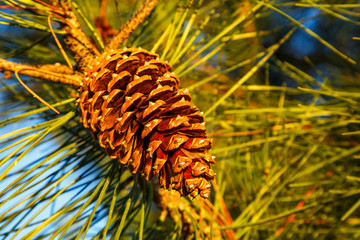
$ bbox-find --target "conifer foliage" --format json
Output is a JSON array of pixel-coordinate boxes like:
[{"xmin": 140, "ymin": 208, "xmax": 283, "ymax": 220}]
[{"xmin": 1, "ymin": 0, "xmax": 360, "ymax": 239}]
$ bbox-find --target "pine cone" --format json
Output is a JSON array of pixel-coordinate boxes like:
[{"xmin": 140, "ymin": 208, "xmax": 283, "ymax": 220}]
[{"xmin": 78, "ymin": 48, "xmax": 215, "ymax": 198}]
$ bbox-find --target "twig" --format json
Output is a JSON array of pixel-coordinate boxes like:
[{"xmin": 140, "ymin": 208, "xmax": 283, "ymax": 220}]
[
  {"xmin": 0, "ymin": 58, "xmax": 82, "ymax": 88},
  {"xmin": 104, "ymin": 0, "xmax": 161, "ymax": 52},
  {"xmin": 50, "ymin": 0, "xmax": 100, "ymax": 72}
]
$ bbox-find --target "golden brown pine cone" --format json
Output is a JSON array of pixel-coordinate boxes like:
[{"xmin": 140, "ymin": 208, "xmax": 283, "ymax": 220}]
[{"xmin": 78, "ymin": 47, "xmax": 215, "ymax": 198}]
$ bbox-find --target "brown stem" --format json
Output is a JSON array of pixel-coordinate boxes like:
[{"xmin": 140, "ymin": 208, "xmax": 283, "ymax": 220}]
[
  {"xmin": 51, "ymin": 0, "xmax": 100, "ymax": 72},
  {"xmin": 104, "ymin": 0, "xmax": 161, "ymax": 52},
  {"xmin": 0, "ymin": 58, "xmax": 82, "ymax": 88},
  {"xmin": 40, "ymin": 63, "xmax": 75, "ymax": 75}
]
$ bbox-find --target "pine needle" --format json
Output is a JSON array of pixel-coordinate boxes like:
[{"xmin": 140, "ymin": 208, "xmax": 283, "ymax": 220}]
[{"xmin": 15, "ymin": 69, "xmax": 60, "ymax": 114}]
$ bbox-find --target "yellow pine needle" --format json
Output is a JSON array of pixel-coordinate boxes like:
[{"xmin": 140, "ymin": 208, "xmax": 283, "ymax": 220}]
[
  {"xmin": 15, "ymin": 69, "xmax": 60, "ymax": 114},
  {"xmin": 47, "ymin": 14, "xmax": 73, "ymax": 71}
]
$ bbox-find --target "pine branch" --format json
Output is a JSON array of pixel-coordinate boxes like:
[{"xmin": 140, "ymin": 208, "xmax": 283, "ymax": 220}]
[
  {"xmin": 0, "ymin": 58, "xmax": 82, "ymax": 87},
  {"xmin": 50, "ymin": 0, "xmax": 100, "ymax": 72},
  {"xmin": 104, "ymin": 0, "xmax": 161, "ymax": 52}
]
